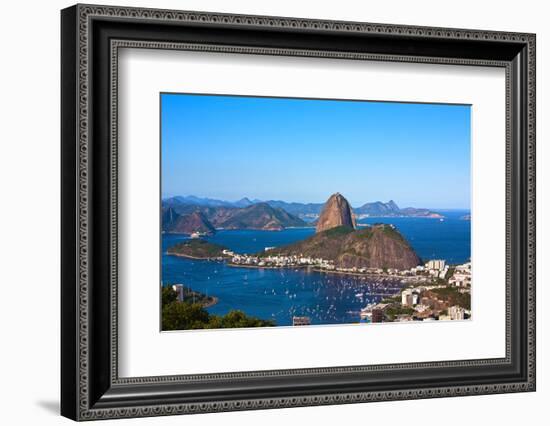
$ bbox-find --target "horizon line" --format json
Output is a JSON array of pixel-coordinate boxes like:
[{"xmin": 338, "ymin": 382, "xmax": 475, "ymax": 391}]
[{"xmin": 161, "ymin": 194, "xmax": 471, "ymax": 211}]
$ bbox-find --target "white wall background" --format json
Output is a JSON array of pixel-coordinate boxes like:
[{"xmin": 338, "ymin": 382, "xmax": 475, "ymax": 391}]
[{"xmin": 0, "ymin": 0, "xmax": 546, "ymax": 424}]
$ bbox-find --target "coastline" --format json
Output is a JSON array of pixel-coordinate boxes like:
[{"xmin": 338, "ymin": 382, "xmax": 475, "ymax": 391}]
[
  {"xmin": 215, "ymin": 226, "xmax": 314, "ymax": 232},
  {"xmin": 167, "ymin": 252, "xmax": 228, "ymax": 261},
  {"xmin": 227, "ymin": 263, "xmax": 310, "ymax": 270},
  {"xmin": 357, "ymin": 215, "xmax": 444, "ymax": 220},
  {"xmin": 202, "ymin": 296, "xmax": 219, "ymax": 308},
  {"xmin": 167, "ymin": 250, "xmax": 438, "ymax": 284},
  {"xmin": 310, "ymin": 268, "xmax": 408, "ymax": 280},
  {"xmin": 226, "ymin": 262, "xmax": 422, "ymax": 283}
]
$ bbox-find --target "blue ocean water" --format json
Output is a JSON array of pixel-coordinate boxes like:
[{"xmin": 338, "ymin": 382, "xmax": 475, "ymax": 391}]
[
  {"xmin": 359, "ymin": 210, "xmax": 470, "ymax": 264},
  {"xmin": 162, "ymin": 210, "xmax": 470, "ymax": 326}
]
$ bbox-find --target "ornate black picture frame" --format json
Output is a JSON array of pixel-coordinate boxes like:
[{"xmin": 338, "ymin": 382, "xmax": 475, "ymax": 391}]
[{"xmin": 61, "ymin": 4, "xmax": 536, "ymax": 421}]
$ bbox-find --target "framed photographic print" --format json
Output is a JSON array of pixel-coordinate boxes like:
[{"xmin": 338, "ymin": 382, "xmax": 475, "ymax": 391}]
[{"xmin": 61, "ymin": 4, "xmax": 536, "ymax": 421}]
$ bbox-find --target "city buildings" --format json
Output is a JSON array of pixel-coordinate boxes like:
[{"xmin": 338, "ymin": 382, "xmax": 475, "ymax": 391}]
[
  {"xmin": 359, "ymin": 262, "xmax": 471, "ymax": 324},
  {"xmin": 292, "ymin": 316, "xmax": 311, "ymax": 326},
  {"xmin": 226, "ymin": 250, "xmax": 472, "ymax": 324},
  {"xmin": 449, "ymin": 262, "xmax": 472, "ymax": 287},
  {"xmin": 402, "ymin": 288, "xmax": 422, "ymax": 306},
  {"xmin": 426, "ymin": 259, "xmax": 446, "ymax": 271}
]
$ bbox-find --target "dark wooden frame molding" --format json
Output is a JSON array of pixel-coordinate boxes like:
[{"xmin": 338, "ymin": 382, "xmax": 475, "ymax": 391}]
[{"xmin": 61, "ymin": 4, "xmax": 536, "ymax": 421}]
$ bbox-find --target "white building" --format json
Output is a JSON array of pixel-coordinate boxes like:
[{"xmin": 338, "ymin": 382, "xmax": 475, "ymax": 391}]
[
  {"xmin": 449, "ymin": 273, "xmax": 471, "ymax": 287},
  {"xmin": 402, "ymin": 289, "xmax": 413, "ymax": 306},
  {"xmin": 414, "ymin": 304, "xmax": 430, "ymax": 313},
  {"xmin": 426, "ymin": 259, "xmax": 446, "ymax": 271},
  {"xmin": 455, "ymin": 262, "xmax": 471, "ymax": 273},
  {"xmin": 402, "ymin": 289, "xmax": 421, "ymax": 306},
  {"xmin": 448, "ymin": 305, "xmax": 465, "ymax": 320},
  {"xmin": 172, "ymin": 284, "xmax": 185, "ymax": 302}
]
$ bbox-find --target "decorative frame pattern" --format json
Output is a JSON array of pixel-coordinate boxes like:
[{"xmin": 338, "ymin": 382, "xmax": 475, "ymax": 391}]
[
  {"xmin": 61, "ymin": 4, "xmax": 536, "ymax": 421},
  {"xmin": 109, "ymin": 40, "xmax": 512, "ymax": 383}
]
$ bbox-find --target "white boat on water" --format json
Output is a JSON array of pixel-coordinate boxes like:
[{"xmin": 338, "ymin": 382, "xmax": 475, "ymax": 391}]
[{"xmin": 190, "ymin": 231, "xmax": 210, "ymax": 238}]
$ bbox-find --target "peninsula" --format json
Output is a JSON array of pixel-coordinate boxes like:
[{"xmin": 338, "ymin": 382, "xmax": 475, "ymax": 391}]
[
  {"xmin": 260, "ymin": 193, "xmax": 421, "ymax": 270},
  {"xmin": 166, "ymin": 239, "xmax": 228, "ymax": 260}
]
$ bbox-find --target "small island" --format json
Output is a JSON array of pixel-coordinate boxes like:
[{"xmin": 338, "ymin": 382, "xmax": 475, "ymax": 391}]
[{"xmin": 166, "ymin": 239, "xmax": 229, "ymax": 260}]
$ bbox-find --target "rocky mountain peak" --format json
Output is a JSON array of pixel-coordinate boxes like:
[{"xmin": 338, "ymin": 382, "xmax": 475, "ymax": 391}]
[
  {"xmin": 316, "ymin": 193, "xmax": 356, "ymax": 233},
  {"xmin": 387, "ymin": 200, "xmax": 400, "ymax": 211}
]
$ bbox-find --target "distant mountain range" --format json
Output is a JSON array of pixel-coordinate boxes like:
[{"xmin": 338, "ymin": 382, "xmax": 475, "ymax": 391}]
[
  {"xmin": 163, "ymin": 209, "xmax": 217, "ymax": 235},
  {"xmin": 163, "ymin": 195, "xmax": 443, "ymax": 219},
  {"xmin": 162, "ymin": 202, "xmax": 307, "ymax": 234},
  {"xmin": 212, "ymin": 203, "xmax": 306, "ymax": 231},
  {"xmin": 355, "ymin": 200, "xmax": 400, "ymax": 215},
  {"xmin": 165, "ymin": 195, "xmax": 260, "ymax": 209}
]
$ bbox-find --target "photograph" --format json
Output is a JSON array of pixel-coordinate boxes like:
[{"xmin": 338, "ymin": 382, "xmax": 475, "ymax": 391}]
[
  {"xmin": 56, "ymin": 3, "xmax": 537, "ymax": 421},
  {"xmin": 160, "ymin": 93, "xmax": 472, "ymax": 331}
]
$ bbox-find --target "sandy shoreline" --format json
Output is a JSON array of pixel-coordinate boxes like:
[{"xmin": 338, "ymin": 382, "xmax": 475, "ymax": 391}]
[
  {"xmin": 169, "ymin": 252, "xmax": 424, "ymax": 283},
  {"xmin": 227, "ymin": 263, "xmax": 413, "ymax": 281},
  {"xmin": 167, "ymin": 252, "xmax": 228, "ymax": 261},
  {"xmin": 310, "ymin": 268, "xmax": 406, "ymax": 280},
  {"xmin": 201, "ymin": 296, "xmax": 219, "ymax": 308},
  {"xmin": 227, "ymin": 263, "xmax": 309, "ymax": 270}
]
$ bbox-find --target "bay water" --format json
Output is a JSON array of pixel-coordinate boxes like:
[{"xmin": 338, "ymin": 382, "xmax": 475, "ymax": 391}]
[{"xmin": 162, "ymin": 210, "xmax": 470, "ymax": 326}]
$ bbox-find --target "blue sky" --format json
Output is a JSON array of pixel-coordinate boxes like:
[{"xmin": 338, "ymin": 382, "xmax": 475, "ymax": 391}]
[{"xmin": 161, "ymin": 93, "xmax": 471, "ymax": 209}]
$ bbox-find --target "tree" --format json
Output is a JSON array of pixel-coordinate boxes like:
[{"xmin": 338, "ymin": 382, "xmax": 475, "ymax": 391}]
[
  {"xmin": 162, "ymin": 302, "xmax": 210, "ymax": 331},
  {"xmin": 205, "ymin": 315, "xmax": 224, "ymax": 329},
  {"xmin": 219, "ymin": 310, "xmax": 275, "ymax": 328},
  {"xmin": 161, "ymin": 301, "xmax": 276, "ymax": 331},
  {"xmin": 445, "ymin": 267, "xmax": 456, "ymax": 280},
  {"xmin": 162, "ymin": 286, "xmax": 177, "ymax": 306},
  {"xmin": 431, "ymin": 287, "xmax": 471, "ymax": 310}
]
